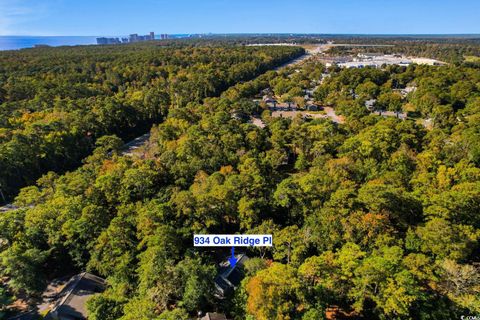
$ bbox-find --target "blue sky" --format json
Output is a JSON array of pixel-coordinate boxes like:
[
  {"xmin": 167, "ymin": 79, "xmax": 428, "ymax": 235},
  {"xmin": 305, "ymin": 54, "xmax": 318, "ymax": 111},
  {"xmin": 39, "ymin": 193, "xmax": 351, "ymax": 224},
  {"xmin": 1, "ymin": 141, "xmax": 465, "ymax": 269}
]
[{"xmin": 0, "ymin": 0, "xmax": 479, "ymax": 36}]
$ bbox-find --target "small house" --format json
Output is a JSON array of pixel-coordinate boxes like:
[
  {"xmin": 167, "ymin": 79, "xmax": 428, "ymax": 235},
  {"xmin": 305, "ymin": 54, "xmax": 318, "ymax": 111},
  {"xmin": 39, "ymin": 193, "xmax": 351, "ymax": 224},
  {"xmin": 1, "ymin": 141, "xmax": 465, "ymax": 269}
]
[
  {"xmin": 400, "ymin": 86, "xmax": 417, "ymax": 97},
  {"xmin": 200, "ymin": 313, "xmax": 228, "ymax": 320},
  {"xmin": 230, "ymin": 110, "xmax": 249, "ymax": 122},
  {"xmin": 261, "ymin": 88, "xmax": 272, "ymax": 95},
  {"xmin": 214, "ymin": 254, "xmax": 249, "ymax": 298},
  {"xmin": 365, "ymin": 99, "xmax": 377, "ymax": 111},
  {"xmin": 262, "ymin": 95, "xmax": 276, "ymax": 103},
  {"xmin": 304, "ymin": 89, "xmax": 314, "ymax": 97}
]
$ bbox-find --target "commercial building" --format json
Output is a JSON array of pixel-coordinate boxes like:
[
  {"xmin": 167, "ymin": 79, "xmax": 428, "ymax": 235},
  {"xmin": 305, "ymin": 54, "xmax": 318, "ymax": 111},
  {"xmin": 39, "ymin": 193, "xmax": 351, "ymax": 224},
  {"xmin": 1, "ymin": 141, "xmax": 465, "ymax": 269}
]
[
  {"xmin": 96, "ymin": 37, "xmax": 121, "ymax": 45},
  {"xmin": 97, "ymin": 32, "xmax": 155, "ymax": 45},
  {"xmin": 335, "ymin": 54, "xmax": 443, "ymax": 69},
  {"xmin": 129, "ymin": 32, "xmax": 155, "ymax": 43},
  {"xmin": 338, "ymin": 55, "xmax": 412, "ymax": 68}
]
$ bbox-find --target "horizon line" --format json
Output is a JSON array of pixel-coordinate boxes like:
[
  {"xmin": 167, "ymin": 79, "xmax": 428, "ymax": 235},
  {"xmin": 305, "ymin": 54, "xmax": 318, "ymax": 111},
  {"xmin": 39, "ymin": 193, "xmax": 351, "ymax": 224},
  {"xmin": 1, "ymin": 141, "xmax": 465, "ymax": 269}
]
[{"xmin": 1, "ymin": 33, "xmax": 480, "ymax": 37}]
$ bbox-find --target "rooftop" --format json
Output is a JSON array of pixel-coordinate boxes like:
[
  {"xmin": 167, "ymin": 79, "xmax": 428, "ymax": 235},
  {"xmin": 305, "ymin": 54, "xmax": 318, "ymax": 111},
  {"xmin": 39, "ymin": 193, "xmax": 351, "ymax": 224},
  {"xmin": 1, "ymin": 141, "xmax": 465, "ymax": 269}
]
[
  {"xmin": 47, "ymin": 273, "xmax": 105, "ymax": 320},
  {"xmin": 200, "ymin": 312, "xmax": 228, "ymax": 320},
  {"xmin": 214, "ymin": 253, "xmax": 249, "ymax": 298}
]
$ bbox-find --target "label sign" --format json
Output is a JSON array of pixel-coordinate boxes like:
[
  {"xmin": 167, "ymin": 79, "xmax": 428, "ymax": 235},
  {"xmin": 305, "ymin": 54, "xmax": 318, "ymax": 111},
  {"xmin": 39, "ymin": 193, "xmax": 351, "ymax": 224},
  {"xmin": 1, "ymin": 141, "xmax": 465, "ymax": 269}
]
[{"xmin": 194, "ymin": 234, "xmax": 273, "ymax": 247}]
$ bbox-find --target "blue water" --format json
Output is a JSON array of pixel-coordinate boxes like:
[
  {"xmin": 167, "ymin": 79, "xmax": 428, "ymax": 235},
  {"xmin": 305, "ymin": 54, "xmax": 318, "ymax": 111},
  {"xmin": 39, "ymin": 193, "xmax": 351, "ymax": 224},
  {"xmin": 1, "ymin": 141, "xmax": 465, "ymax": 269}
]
[
  {"xmin": 0, "ymin": 36, "xmax": 98, "ymax": 51},
  {"xmin": 0, "ymin": 34, "xmax": 195, "ymax": 51}
]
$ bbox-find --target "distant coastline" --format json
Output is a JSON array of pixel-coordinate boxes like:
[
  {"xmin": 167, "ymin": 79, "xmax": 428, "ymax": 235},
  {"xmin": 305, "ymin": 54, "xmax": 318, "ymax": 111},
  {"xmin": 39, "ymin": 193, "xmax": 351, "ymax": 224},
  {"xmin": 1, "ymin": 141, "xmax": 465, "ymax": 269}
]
[
  {"xmin": 1, "ymin": 33, "xmax": 479, "ymax": 51},
  {"xmin": 0, "ymin": 34, "xmax": 192, "ymax": 51},
  {"xmin": 0, "ymin": 36, "xmax": 98, "ymax": 51}
]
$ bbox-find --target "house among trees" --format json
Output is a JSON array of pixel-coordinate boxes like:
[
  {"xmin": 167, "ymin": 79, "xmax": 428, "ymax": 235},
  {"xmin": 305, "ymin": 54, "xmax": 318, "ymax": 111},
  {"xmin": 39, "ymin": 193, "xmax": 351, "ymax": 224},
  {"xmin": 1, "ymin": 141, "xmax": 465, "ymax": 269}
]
[
  {"xmin": 200, "ymin": 312, "xmax": 228, "ymax": 320},
  {"xmin": 214, "ymin": 254, "xmax": 249, "ymax": 298},
  {"xmin": 260, "ymin": 88, "xmax": 273, "ymax": 96},
  {"xmin": 230, "ymin": 109, "xmax": 249, "ymax": 122},
  {"xmin": 46, "ymin": 273, "xmax": 105, "ymax": 320},
  {"xmin": 365, "ymin": 99, "xmax": 377, "ymax": 111},
  {"xmin": 262, "ymin": 95, "xmax": 277, "ymax": 104},
  {"xmin": 304, "ymin": 89, "xmax": 314, "ymax": 98},
  {"xmin": 400, "ymin": 86, "xmax": 417, "ymax": 97}
]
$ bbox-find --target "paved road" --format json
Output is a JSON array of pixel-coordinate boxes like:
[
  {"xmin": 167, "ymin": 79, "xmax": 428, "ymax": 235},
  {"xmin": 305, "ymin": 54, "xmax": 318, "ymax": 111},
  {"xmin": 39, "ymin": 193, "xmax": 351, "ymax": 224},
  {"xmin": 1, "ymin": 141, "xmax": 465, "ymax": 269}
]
[
  {"xmin": 324, "ymin": 107, "xmax": 345, "ymax": 124},
  {"xmin": 273, "ymin": 53, "xmax": 310, "ymax": 70},
  {"xmin": 273, "ymin": 45, "xmax": 325, "ymax": 70}
]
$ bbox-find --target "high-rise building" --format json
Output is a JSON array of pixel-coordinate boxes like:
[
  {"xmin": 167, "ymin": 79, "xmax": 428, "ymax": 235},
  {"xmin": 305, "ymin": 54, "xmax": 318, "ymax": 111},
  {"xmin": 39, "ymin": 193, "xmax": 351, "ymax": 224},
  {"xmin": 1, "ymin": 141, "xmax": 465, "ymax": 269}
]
[
  {"xmin": 96, "ymin": 37, "xmax": 121, "ymax": 45},
  {"xmin": 97, "ymin": 32, "xmax": 156, "ymax": 46},
  {"xmin": 129, "ymin": 34, "xmax": 139, "ymax": 43}
]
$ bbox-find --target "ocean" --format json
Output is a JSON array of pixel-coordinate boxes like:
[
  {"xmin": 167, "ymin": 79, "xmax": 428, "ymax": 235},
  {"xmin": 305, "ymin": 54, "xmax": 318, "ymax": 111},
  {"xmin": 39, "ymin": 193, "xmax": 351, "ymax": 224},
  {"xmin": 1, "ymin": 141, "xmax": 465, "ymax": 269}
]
[
  {"xmin": 0, "ymin": 34, "xmax": 195, "ymax": 51},
  {"xmin": 0, "ymin": 36, "xmax": 98, "ymax": 51}
]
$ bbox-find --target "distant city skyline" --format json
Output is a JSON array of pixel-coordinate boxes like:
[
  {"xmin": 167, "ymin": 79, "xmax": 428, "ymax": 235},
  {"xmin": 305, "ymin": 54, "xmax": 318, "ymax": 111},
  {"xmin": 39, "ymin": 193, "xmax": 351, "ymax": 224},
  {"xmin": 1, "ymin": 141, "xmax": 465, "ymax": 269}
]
[{"xmin": 0, "ymin": 0, "xmax": 479, "ymax": 36}]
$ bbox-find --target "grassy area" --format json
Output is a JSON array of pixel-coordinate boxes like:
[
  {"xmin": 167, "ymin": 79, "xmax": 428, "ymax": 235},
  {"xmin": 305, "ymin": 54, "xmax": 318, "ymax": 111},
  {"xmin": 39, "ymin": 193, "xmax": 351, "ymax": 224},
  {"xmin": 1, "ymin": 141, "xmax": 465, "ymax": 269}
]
[{"xmin": 464, "ymin": 55, "xmax": 480, "ymax": 62}]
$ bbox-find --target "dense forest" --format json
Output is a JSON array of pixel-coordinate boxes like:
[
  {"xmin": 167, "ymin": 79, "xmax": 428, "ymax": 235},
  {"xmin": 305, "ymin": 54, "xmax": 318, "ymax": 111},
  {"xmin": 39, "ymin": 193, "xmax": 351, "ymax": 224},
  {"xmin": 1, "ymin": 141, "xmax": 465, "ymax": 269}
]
[
  {"xmin": 0, "ymin": 43, "xmax": 304, "ymax": 200},
  {"xmin": 1, "ymin": 40, "xmax": 480, "ymax": 320}
]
